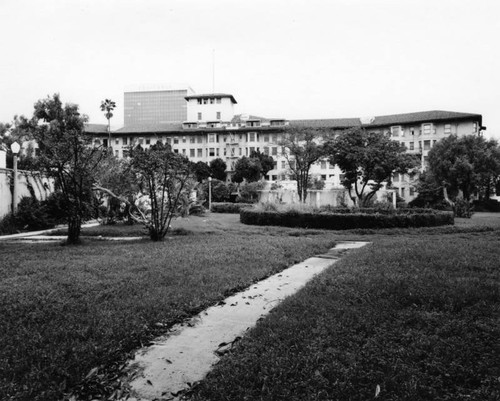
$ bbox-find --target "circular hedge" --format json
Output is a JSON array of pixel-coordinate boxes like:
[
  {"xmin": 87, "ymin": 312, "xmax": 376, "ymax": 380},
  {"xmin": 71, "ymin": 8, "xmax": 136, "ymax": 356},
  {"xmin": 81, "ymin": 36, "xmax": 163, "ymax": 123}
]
[{"xmin": 240, "ymin": 208, "xmax": 454, "ymax": 229}]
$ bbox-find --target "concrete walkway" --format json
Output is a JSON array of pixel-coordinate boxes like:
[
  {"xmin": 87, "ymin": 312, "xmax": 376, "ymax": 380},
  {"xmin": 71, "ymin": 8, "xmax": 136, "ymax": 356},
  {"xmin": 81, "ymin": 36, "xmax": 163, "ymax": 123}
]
[
  {"xmin": 0, "ymin": 221, "xmax": 100, "ymax": 241},
  {"xmin": 125, "ymin": 241, "xmax": 370, "ymax": 401}
]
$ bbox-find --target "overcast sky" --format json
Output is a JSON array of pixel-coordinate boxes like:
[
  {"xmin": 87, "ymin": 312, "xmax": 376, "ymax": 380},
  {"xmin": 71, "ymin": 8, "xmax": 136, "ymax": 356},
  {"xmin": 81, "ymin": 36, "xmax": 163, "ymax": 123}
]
[{"xmin": 1, "ymin": 0, "xmax": 499, "ymax": 138}]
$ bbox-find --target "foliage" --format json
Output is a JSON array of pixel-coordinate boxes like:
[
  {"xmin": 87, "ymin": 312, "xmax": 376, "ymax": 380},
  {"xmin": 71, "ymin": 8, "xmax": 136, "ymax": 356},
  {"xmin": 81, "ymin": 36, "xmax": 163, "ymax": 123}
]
[
  {"xmin": 308, "ymin": 176, "xmax": 325, "ymax": 190},
  {"xmin": 240, "ymin": 208, "xmax": 454, "ymax": 229},
  {"xmin": 237, "ymin": 181, "xmax": 265, "ymax": 203},
  {"xmin": 22, "ymin": 94, "xmax": 105, "ymax": 244},
  {"xmin": 0, "ymin": 115, "xmax": 37, "ymax": 170},
  {"xmin": 327, "ymin": 128, "xmax": 418, "ymax": 206},
  {"xmin": 129, "ymin": 142, "xmax": 193, "ymax": 241},
  {"xmin": 250, "ymin": 149, "xmax": 275, "ymax": 178},
  {"xmin": 192, "ymin": 161, "xmax": 212, "ymax": 182},
  {"xmin": 280, "ymin": 127, "xmax": 328, "ymax": 202},
  {"xmin": 232, "ymin": 156, "xmax": 262, "ymax": 183},
  {"xmin": 209, "ymin": 158, "xmax": 227, "ymax": 181},
  {"xmin": 427, "ymin": 134, "xmax": 500, "ymax": 202},
  {"xmin": 211, "ymin": 202, "xmax": 253, "ymax": 213}
]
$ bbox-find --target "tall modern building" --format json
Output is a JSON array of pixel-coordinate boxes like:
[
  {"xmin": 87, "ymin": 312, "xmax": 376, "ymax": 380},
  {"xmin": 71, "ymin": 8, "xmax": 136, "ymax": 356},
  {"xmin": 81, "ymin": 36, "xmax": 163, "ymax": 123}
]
[{"xmin": 124, "ymin": 84, "xmax": 195, "ymax": 126}]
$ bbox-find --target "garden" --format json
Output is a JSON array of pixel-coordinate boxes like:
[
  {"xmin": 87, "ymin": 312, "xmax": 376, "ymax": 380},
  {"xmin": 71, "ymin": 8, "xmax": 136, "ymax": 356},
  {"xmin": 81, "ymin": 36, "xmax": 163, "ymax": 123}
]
[{"xmin": 1, "ymin": 213, "xmax": 499, "ymax": 400}]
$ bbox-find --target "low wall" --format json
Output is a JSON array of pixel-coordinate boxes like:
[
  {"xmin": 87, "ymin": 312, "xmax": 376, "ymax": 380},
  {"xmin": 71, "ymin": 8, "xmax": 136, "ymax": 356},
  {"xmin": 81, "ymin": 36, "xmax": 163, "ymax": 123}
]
[{"xmin": 0, "ymin": 168, "xmax": 54, "ymax": 218}]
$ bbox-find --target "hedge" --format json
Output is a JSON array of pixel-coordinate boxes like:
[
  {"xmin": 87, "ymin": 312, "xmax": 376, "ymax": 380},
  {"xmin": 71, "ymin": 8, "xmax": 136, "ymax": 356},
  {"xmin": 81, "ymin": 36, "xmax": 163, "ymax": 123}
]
[
  {"xmin": 211, "ymin": 202, "xmax": 253, "ymax": 214},
  {"xmin": 240, "ymin": 209, "xmax": 454, "ymax": 229}
]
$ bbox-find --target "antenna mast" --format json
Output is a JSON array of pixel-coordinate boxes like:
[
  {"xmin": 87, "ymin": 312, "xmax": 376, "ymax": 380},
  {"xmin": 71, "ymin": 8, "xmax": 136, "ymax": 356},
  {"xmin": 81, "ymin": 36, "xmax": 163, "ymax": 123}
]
[{"xmin": 212, "ymin": 49, "xmax": 215, "ymax": 93}]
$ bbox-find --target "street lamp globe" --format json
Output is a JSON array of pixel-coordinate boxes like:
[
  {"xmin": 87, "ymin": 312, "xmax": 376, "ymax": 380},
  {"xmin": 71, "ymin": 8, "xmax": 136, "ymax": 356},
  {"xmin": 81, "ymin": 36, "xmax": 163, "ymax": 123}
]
[{"xmin": 10, "ymin": 141, "xmax": 20, "ymax": 155}]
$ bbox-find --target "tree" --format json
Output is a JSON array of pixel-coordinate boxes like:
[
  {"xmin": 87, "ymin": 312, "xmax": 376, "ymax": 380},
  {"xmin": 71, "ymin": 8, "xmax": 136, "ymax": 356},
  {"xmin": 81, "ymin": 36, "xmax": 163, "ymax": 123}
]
[
  {"xmin": 327, "ymin": 128, "xmax": 417, "ymax": 206},
  {"xmin": 26, "ymin": 94, "xmax": 106, "ymax": 244},
  {"xmin": 192, "ymin": 161, "xmax": 211, "ymax": 182},
  {"xmin": 232, "ymin": 156, "xmax": 262, "ymax": 183},
  {"xmin": 280, "ymin": 127, "xmax": 328, "ymax": 202},
  {"xmin": 427, "ymin": 135, "xmax": 500, "ymax": 204},
  {"xmin": 100, "ymin": 99, "xmax": 116, "ymax": 147},
  {"xmin": 250, "ymin": 150, "xmax": 274, "ymax": 178},
  {"xmin": 209, "ymin": 158, "xmax": 227, "ymax": 181},
  {"xmin": 129, "ymin": 142, "xmax": 193, "ymax": 241}
]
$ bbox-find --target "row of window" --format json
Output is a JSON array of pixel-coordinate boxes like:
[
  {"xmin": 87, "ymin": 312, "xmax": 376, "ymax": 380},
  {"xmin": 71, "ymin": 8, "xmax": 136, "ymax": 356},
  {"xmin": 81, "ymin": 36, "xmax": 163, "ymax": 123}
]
[
  {"xmin": 390, "ymin": 122, "xmax": 478, "ymax": 137},
  {"xmin": 196, "ymin": 97, "xmax": 223, "ymax": 105}
]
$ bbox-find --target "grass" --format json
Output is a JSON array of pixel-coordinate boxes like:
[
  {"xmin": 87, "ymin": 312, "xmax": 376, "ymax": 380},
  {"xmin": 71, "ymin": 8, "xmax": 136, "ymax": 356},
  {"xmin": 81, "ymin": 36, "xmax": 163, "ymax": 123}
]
[
  {"xmin": 1, "ymin": 213, "xmax": 500, "ymax": 400},
  {"xmin": 188, "ymin": 219, "xmax": 500, "ymax": 400},
  {"xmin": 0, "ymin": 216, "xmax": 337, "ymax": 401}
]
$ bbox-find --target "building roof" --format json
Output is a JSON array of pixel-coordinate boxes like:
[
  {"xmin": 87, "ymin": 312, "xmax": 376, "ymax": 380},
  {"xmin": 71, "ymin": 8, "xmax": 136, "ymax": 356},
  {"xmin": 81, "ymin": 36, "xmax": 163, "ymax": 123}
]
[
  {"xmin": 84, "ymin": 124, "xmax": 108, "ymax": 133},
  {"xmin": 185, "ymin": 93, "xmax": 237, "ymax": 104},
  {"xmin": 231, "ymin": 114, "xmax": 270, "ymax": 124},
  {"xmin": 365, "ymin": 110, "xmax": 482, "ymax": 127},
  {"xmin": 290, "ymin": 110, "xmax": 482, "ymax": 129},
  {"xmin": 116, "ymin": 123, "xmax": 183, "ymax": 134}
]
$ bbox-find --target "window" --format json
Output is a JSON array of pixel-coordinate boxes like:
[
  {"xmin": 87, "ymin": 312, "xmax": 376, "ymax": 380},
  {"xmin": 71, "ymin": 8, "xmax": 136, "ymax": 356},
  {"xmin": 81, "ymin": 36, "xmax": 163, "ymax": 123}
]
[
  {"xmin": 197, "ymin": 136, "xmax": 202, "ymax": 143},
  {"xmin": 393, "ymin": 173, "xmax": 399, "ymax": 182},
  {"xmin": 249, "ymin": 147, "xmax": 255, "ymax": 153},
  {"xmin": 190, "ymin": 136, "xmax": 195, "ymax": 143},
  {"xmin": 409, "ymin": 142, "xmax": 414, "ymax": 150},
  {"xmin": 146, "ymin": 138, "xmax": 151, "ymax": 145},
  {"xmin": 281, "ymin": 161, "xmax": 286, "ymax": 169},
  {"xmin": 249, "ymin": 132, "xmax": 256, "ymax": 142},
  {"xmin": 94, "ymin": 139, "xmax": 101, "ymax": 146},
  {"xmin": 230, "ymin": 147, "xmax": 235, "ymax": 156},
  {"xmin": 239, "ymin": 148, "xmax": 242, "ymax": 156},
  {"xmin": 197, "ymin": 99, "xmax": 202, "ymax": 105},
  {"xmin": 182, "ymin": 137, "xmax": 186, "ymax": 143},
  {"xmin": 198, "ymin": 112, "xmax": 202, "ymax": 121},
  {"xmin": 210, "ymin": 98, "xmax": 215, "ymax": 104},
  {"xmin": 174, "ymin": 149, "xmax": 179, "ymax": 154},
  {"xmin": 390, "ymin": 126, "xmax": 401, "ymax": 137},
  {"xmin": 209, "ymin": 148, "xmax": 215, "ymax": 157},
  {"xmin": 216, "ymin": 111, "xmax": 221, "ymax": 120},
  {"xmin": 320, "ymin": 160, "xmax": 327, "ymax": 169},
  {"xmin": 182, "ymin": 149, "xmax": 186, "ymax": 155},
  {"xmin": 410, "ymin": 187, "xmax": 415, "ymax": 196},
  {"xmin": 264, "ymin": 135, "xmax": 269, "ymax": 142},
  {"xmin": 166, "ymin": 137, "xmax": 172, "ymax": 145},
  {"xmin": 216, "ymin": 97, "xmax": 221, "ymax": 104},
  {"xmin": 444, "ymin": 124, "xmax": 452, "ymax": 134},
  {"xmin": 321, "ymin": 175, "xmax": 327, "ymax": 181},
  {"xmin": 138, "ymin": 137, "xmax": 144, "ymax": 145},
  {"xmin": 272, "ymin": 134, "xmax": 277, "ymax": 143},
  {"xmin": 197, "ymin": 148, "xmax": 202, "ymax": 157},
  {"xmin": 401, "ymin": 188, "xmax": 406, "ymax": 197},
  {"xmin": 263, "ymin": 147, "xmax": 269, "ymax": 155},
  {"xmin": 216, "ymin": 148, "xmax": 219, "ymax": 156},
  {"xmin": 473, "ymin": 122, "xmax": 478, "ymax": 133},
  {"xmin": 174, "ymin": 137, "xmax": 179, "ymax": 144},
  {"xmin": 115, "ymin": 138, "xmax": 120, "ymax": 145},
  {"xmin": 208, "ymin": 134, "xmax": 215, "ymax": 143},
  {"xmin": 422, "ymin": 124, "xmax": 432, "ymax": 135},
  {"xmin": 424, "ymin": 140, "xmax": 431, "ymax": 150},
  {"xmin": 190, "ymin": 149, "xmax": 195, "ymax": 157},
  {"xmin": 203, "ymin": 99, "xmax": 208, "ymax": 105},
  {"xmin": 223, "ymin": 148, "xmax": 227, "ymax": 156},
  {"xmin": 272, "ymin": 147, "xmax": 278, "ymax": 156},
  {"xmin": 123, "ymin": 137, "xmax": 128, "ymax": 145}
]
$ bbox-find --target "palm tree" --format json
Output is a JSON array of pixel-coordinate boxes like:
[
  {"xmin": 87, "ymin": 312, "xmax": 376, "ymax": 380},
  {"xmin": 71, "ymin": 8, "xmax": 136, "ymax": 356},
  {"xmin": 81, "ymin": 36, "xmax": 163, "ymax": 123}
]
[{"xmin": 100, "ymin": 99, "xmax": 116, "ymax": 148}]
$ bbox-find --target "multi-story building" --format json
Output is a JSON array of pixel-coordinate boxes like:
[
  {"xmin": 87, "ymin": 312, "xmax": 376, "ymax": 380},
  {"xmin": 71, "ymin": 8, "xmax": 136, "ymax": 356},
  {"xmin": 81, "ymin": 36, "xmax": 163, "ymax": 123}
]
[
  {"xmin": 86, "ymin": 90, "xmax": 484, "ymax": 203},
  {"xmin": 124, "ymin": 84, "xmax": 194, "ymax": 126}
]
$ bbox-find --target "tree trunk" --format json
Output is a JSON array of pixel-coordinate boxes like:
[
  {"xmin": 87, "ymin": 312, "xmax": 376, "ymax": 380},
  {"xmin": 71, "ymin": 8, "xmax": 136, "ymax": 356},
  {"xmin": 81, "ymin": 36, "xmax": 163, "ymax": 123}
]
[{"xmin": 67, "ymin": 216, "xmax": 82, "ymax": 245}]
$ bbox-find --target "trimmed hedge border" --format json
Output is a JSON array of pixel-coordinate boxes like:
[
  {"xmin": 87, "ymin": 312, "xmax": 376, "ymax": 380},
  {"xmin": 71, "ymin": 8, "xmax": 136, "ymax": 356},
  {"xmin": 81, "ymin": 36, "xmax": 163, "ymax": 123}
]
[
  {"xmin": 240, "ymin": 209, "xmax": 454, "ymax": 229},
  {"xmin": 211, "ymin": 202, "xmax": 254, "ymax": 214}
]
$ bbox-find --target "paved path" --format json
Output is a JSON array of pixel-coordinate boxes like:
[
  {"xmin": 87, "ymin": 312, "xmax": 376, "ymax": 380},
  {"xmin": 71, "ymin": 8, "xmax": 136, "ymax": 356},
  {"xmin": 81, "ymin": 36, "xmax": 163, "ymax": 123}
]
[{"xmin": 125, "ymin": 241, "xmax": 371, "ymax": 401}]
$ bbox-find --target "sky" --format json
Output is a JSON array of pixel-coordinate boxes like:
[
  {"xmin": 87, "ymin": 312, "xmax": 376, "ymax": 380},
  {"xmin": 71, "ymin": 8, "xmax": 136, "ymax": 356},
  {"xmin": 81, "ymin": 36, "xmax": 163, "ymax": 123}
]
[{"xmin": 1, "ymin": 0, "xmax": 499, "ymax": 138}]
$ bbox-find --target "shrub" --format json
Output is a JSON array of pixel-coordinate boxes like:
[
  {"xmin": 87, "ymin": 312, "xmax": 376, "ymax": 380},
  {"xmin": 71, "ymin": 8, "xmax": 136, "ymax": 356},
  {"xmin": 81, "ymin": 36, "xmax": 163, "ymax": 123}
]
[
  {"xmin": 211, "ymin": 202, "xmax": 253, "ymax": 213},
  {"xmin": 453, "ymin": 198, "xmax": 474, "ymax": 218},
  {"xmin": 240, "ymin": 208, "xmax": 454, "ymax": 229},
  {"xmin": 237, "ymin": 181, "xmax": 265, "ymax": 203}
]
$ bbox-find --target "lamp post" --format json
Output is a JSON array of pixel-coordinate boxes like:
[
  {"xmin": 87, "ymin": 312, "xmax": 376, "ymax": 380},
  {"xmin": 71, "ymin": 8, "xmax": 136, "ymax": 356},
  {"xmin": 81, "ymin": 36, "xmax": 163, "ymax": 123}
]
[
  {"xmin": 10, "ymin": 141, "xmax": 20, "ymax": 213},
  {"xmin": 208, "ymin": 176, "xmax": 212, "ymax": 212}
]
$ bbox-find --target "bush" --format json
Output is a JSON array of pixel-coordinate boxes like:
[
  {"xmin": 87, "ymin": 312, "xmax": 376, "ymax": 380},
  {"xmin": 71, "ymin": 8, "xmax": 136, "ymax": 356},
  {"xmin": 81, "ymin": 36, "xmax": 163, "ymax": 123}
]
[
  {"xmin": 453, "ymin": 198, "xmax": 474, "ymax": 218},
  {"xmin": 240, "ymin": 208, "xmax": 454, "ymax": 229},
  {"xmin": 473, "ymin": 198, "xmax": 500, "ymax": 212},
  {"xmin": 211, "ymin": 203, "xmax": 253, "ymax": 213},
  {"xmin": 237, "ymin": 181, "xmax": 265, "ymax": 203}
]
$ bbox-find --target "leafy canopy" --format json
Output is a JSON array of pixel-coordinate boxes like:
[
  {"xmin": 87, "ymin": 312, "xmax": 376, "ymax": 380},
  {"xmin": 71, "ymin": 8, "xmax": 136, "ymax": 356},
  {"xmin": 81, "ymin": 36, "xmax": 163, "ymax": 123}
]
[{"xmin": 327, "ymin": 128, "xmax": 417, "ymax": 206}]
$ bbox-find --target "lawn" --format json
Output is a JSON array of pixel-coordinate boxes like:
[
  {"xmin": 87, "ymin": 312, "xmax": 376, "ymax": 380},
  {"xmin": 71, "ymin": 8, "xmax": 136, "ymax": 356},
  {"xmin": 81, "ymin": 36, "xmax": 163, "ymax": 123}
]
[
  {"xmin": 189, "ymin": 216, "xmax": 500, "ymax": 401},
  {"xmin": 0, "ymin": 216, "xmax": 337, "ymax": 401},
  {"xmin": 1, "ymin": 213, "xmax": 499, "ymax": 400}
]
